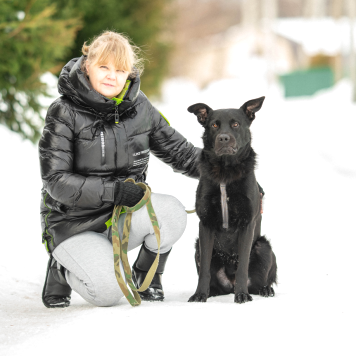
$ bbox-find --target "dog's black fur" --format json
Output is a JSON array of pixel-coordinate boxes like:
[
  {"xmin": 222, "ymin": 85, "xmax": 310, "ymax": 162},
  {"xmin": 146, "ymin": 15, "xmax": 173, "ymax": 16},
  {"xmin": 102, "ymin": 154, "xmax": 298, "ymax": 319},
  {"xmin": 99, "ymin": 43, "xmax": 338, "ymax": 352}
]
[{"xmin": 187, "ymin": 97, "xmax": 277, "ymax": 303}]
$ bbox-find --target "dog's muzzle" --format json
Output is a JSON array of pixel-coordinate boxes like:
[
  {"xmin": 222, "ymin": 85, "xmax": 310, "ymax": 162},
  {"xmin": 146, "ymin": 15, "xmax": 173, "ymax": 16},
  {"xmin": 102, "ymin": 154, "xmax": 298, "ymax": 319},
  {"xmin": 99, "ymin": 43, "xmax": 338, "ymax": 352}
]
[{"xmin": 215, "ymin": 134, "xmax": 237, "ymax": 156}]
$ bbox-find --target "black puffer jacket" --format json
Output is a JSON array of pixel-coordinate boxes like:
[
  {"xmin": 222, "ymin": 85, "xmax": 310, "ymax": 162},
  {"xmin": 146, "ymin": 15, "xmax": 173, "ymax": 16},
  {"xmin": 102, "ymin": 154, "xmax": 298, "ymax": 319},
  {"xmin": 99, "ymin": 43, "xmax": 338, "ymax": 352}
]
[{"xmin": 39, "ymin": 56, "xmax": 200, "ymax": 252}]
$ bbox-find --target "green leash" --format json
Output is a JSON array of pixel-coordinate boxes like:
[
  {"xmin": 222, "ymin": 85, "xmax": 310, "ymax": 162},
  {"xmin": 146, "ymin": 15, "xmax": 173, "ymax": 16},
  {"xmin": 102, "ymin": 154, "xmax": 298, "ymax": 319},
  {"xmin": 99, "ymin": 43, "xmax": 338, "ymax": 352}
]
[
  {"xmin": 111, "ymin": 178, "xmax": 195, "ymax": 307},
  {"xmin": 111, "ymin": 178, "xmax": 160, "ymax": 307}
]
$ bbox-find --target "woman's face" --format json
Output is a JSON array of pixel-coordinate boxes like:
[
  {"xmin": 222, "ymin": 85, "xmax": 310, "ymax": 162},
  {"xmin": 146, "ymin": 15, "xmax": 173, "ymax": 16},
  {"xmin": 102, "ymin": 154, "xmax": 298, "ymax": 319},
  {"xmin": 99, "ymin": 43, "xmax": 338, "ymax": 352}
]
[{"xmin": 86, "ymin": 57, "xmax": 129, "ymax": 99}]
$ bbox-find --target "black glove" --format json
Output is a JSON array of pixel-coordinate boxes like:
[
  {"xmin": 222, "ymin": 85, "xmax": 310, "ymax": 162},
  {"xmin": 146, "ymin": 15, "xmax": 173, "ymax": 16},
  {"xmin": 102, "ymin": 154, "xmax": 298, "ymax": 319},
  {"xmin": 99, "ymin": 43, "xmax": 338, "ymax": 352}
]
[{"xmin": 114, "ymin": 181, "xmax": 144, "ymax": 207}]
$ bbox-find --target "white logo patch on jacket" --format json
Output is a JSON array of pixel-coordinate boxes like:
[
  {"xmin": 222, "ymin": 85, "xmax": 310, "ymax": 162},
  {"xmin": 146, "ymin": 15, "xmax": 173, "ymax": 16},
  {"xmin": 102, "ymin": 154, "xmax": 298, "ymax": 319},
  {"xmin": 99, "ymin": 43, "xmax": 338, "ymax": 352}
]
[{"xmin": 132, "ymin": 149, "xmax": 150, "ymax": 167}]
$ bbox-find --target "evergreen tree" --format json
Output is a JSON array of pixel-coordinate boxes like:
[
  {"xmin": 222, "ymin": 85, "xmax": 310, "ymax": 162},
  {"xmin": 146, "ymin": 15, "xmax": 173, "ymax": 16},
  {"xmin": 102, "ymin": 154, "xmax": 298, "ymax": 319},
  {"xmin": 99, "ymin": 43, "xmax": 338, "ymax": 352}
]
[{"xmin": 0, "ymin": 0, "xmax": 81, "ymax": 142}]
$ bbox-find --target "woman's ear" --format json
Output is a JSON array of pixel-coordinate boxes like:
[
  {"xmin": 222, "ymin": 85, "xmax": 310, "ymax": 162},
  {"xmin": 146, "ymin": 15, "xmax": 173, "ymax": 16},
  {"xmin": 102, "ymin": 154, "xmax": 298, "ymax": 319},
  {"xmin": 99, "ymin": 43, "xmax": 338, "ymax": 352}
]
[{"xmin": 85, "ymin": 60, "xmax": 90, "ymax": 75}]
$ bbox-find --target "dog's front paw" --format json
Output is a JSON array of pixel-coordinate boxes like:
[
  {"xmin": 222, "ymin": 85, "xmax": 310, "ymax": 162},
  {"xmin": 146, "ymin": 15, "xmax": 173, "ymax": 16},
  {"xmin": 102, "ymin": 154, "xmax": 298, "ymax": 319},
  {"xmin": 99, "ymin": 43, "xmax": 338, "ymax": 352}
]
[
  {"xmin": 188, "ymin": 292, "xmax": 208, "ymax": 303},
  {"xmin": 234, "ymin": 293, "xmax": 253, "ymax": 304},
  {"xmin": 259, "ymin": 286, "xmax": 275, "ymax": 297}
]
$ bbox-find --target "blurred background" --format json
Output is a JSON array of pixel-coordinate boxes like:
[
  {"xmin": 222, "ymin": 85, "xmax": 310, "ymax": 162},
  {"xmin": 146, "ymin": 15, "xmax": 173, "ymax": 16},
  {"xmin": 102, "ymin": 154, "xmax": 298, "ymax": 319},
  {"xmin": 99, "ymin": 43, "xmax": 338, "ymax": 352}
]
[
  {"xmin": 1, "ymin": 1, "xmax": 356, "ymax": 355},
  {"xmin": 1, "ymin": 0, "xmax": 356, "ymax": 142}
]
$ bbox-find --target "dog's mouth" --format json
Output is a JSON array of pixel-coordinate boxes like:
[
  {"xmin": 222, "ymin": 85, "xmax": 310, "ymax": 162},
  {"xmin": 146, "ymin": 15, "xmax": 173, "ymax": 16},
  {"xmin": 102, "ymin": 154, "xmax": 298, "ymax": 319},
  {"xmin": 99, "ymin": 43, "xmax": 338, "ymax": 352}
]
[{"xmin": 215, "ymin": 146, "xmax": 238, "ymax": 156}]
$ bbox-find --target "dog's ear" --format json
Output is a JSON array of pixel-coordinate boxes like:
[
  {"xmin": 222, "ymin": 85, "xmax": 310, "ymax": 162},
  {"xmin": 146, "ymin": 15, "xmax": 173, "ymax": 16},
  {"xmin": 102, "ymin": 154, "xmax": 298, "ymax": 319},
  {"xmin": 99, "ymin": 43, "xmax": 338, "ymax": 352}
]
[
  {"xmin": 240, "ymin": 96, "xmax": 265, "ymax": 121},
  {"xmin": 187, "ymin": 103, "xmax": 213, "ymax": 126}
]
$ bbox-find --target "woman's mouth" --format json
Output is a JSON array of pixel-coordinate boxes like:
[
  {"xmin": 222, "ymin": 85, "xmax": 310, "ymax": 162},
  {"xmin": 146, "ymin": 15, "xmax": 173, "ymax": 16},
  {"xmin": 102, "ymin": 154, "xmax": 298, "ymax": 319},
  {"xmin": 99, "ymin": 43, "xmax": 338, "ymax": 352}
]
[{"xmin": 103, "ymin": 83, "xmax": 114, "ymax": 87}]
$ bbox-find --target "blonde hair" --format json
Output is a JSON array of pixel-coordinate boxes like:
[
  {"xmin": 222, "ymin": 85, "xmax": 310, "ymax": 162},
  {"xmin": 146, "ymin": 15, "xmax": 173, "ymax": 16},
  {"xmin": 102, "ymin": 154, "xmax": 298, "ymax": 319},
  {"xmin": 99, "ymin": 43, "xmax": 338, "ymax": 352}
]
[{"xmin": 81, "ymin": 31, "xmax": 144, "ymax": 77}]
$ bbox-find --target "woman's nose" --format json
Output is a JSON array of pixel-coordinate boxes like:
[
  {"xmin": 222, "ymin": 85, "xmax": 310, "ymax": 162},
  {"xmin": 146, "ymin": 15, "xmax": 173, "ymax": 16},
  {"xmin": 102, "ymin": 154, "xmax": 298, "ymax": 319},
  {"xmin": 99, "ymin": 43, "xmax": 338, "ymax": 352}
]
[{"xmin": 106, "ymin": 71, "xmax": 116, "ymax": 80}]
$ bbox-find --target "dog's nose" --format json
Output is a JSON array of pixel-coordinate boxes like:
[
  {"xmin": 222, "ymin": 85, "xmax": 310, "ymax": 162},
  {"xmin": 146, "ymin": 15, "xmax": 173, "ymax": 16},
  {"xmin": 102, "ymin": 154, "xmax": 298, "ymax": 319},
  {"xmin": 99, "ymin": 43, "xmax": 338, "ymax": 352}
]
[{"xmin": 218, "ymin": 134, "xmax": 230, "ymax": 143}]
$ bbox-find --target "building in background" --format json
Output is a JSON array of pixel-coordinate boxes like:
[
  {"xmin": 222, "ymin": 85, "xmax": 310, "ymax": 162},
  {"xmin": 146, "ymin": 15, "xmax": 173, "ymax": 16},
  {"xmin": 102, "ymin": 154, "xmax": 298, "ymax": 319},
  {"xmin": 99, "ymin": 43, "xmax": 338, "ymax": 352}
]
[{"xmin": 167, "ymin": 0, "xmax": 356, "ymax": 99}]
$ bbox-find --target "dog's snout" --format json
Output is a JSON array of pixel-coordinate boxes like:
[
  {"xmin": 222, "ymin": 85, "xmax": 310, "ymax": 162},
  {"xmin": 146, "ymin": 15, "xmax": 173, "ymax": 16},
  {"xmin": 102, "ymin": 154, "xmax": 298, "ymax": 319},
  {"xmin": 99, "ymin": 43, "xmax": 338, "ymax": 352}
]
[
  {"xmin": 214, "ymin": 132, "xmax": 237, "ymax": 156},
  {"xmin": 218, "ymin": 134, "xmax": 230, "ymax": 143}
]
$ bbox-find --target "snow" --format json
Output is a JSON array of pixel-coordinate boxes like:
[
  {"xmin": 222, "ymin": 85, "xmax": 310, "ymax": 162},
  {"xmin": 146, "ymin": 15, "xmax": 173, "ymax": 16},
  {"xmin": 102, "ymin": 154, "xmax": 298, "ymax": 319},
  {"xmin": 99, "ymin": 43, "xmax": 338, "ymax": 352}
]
[{"xmin": 1, "ymin": 73, "xmax": 355, "ymax": 356}]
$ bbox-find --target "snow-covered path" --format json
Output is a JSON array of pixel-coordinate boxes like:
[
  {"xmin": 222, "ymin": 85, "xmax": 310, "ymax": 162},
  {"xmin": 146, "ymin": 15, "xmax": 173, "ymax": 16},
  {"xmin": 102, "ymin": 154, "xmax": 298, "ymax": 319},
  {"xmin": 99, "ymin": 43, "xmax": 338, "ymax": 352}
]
[{"xmin": 1, "ymin": 79, "xmax": 355, "ymax": 356}]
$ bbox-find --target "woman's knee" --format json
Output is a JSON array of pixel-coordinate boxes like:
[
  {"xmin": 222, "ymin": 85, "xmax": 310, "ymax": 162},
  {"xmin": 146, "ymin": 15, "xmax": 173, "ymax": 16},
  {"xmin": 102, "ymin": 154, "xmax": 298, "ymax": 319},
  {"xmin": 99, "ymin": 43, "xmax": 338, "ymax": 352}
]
[
  {"xmin": 167, "ymin": 195, "xmax": 187, "ymax": 234},
  {"xmin": 65, "ymin": 269, "xmax": 123, "ymax": 307},
  {"xmin": 88, "ymin": 281, "xmax": 123, "ymax": 307},
  {"xmin": 152, "ymin": 193, "xmax": 186, "ymax": 222}
]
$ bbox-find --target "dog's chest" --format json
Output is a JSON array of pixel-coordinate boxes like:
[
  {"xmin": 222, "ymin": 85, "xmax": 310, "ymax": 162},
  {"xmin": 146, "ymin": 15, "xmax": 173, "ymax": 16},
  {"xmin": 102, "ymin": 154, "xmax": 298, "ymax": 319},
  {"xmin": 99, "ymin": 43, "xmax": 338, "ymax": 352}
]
[{"xmin": 196, "ymin": 180, "xmax": 252, "ymax": 231}]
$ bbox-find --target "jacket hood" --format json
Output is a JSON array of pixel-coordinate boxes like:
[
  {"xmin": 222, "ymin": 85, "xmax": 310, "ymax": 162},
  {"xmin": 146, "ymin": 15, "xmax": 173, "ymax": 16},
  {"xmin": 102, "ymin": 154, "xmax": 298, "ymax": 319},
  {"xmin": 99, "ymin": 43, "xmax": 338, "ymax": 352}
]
[{"xmin": 58, "ymin": 56, "xmax": 141, "ymax": 114}]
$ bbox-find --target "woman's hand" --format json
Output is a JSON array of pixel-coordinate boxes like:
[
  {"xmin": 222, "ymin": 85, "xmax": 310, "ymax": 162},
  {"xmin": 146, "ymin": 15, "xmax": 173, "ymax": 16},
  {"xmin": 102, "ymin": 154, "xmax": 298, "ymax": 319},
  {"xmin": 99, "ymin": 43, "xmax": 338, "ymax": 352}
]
[{"xmin": 114, "ymin": 181, "xmax": 144, "ymax": 207}]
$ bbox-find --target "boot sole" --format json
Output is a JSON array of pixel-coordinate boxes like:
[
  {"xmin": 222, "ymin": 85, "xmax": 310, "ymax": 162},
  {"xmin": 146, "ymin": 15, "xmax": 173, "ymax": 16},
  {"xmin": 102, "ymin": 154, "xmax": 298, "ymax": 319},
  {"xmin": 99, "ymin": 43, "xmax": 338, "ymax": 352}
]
[
  {"xmin": 139, "ymin": 294, "xmax": 164, "ymax": 302},
  {"xmin": 42, "ymin": 299, "xmax": 70, "ymax": 308}
]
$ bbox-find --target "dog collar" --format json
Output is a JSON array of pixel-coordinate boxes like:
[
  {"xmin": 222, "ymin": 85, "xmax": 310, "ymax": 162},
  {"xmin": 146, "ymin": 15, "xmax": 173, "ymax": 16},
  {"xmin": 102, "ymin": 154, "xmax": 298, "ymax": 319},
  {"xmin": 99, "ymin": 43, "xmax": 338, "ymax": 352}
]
[{"xmin": 220, "ymin": 183, "xmax": 229, "ymax": 229}]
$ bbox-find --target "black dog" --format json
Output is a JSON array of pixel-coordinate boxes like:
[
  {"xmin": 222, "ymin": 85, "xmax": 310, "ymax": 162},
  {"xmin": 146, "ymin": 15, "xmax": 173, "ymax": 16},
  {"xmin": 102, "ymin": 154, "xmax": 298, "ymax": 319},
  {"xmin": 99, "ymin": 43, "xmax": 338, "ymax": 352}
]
[{"xmin": 187, "ymin": 97, "xmax": 277, "ymax": 304}]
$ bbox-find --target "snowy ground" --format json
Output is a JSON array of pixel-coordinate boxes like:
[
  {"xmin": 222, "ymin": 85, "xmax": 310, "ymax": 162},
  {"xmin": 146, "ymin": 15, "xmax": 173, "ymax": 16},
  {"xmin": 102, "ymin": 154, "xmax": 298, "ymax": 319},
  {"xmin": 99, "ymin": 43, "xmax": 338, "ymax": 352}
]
[{"xmin": 1, "ymin": 75, "xmax": 355, "ymax": 356}]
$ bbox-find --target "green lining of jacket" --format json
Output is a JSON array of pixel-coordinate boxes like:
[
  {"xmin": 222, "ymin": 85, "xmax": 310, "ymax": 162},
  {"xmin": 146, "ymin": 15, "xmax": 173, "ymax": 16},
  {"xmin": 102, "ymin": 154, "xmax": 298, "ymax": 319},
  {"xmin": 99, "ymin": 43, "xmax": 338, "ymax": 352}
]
[
  {"xmin": 110, "ymin": 82, "xmax": 170, "ymax": 127},
  {"xmin": 159, "ymin": 111, "xmax": 170, "ymax": 126},
  {"xmin": 110, "ymin": 80, "xmax": 131, "ymax": 106},
  {"xmin": 105, "ymin": 206, "xmax": 126, "ymax": 228}
]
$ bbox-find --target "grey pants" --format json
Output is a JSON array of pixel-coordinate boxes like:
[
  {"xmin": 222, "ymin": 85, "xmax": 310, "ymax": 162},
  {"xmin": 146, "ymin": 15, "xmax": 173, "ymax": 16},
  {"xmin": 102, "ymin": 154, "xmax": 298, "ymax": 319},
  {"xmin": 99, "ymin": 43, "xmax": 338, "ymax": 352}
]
[{"xmin": 52, "ymin": 193, "xmax": 187, "ymax": 307}]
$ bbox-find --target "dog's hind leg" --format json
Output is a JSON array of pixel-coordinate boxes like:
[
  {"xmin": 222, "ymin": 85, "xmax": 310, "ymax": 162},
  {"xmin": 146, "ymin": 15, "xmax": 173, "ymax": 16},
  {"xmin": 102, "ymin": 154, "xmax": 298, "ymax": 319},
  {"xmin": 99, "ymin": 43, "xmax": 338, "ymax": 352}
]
[{"xmin": 248, "ymin": 235, "xmax": 277, "ymax": 297}]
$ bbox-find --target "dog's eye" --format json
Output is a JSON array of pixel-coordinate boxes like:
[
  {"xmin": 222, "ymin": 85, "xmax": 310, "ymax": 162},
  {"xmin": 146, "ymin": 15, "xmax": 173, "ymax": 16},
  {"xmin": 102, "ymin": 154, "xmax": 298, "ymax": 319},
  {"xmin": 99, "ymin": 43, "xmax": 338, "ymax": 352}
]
[
  {"xmin": 212, "ymin": 123, "xmax": 218, "ymax": 128},
  {"xmin": 232, "ymin": 122, "xmax": 239, "ymax": 127}
]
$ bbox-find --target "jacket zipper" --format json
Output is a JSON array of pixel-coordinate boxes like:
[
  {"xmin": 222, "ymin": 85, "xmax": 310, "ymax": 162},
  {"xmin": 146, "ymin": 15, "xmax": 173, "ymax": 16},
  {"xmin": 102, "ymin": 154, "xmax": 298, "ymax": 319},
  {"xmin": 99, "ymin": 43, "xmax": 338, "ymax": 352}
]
[
  {"xmin": 115, "ymin": 105, "xmax": 119, "ymax": 123},
  {"xmin": 101, "ymin": 104, "xmax": 119, "ymax": 166},
  {"xmin": 100, "ymin": 130, "xmax": 106, "ymax": 165}
]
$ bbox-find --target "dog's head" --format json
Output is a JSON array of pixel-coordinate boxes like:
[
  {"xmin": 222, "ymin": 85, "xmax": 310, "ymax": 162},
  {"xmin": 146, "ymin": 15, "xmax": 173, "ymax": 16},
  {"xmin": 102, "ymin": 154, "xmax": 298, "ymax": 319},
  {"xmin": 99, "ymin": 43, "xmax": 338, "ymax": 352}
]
[{"xmin": 187, "ymin": 97, "xmax": 265, "ymax": 157}]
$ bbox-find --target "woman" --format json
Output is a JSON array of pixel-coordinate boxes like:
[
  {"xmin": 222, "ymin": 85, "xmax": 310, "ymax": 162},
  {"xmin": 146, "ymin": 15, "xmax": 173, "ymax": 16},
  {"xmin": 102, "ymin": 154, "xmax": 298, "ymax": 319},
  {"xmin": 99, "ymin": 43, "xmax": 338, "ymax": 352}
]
[{"xmin": 39, "ymin": 31, "xmax": 201, "ymax": 308}]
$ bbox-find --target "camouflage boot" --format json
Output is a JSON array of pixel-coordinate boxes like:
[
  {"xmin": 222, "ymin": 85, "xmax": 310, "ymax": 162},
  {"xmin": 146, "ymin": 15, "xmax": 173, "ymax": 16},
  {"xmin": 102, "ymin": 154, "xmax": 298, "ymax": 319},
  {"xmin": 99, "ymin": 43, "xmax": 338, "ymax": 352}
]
[
  {"xmin": 132, "ymin": 244, "xmax": 171, "ymax": 302},
  {"xmin": 42, "ymin": 255, "xmax": 71, "ymax": 308}
]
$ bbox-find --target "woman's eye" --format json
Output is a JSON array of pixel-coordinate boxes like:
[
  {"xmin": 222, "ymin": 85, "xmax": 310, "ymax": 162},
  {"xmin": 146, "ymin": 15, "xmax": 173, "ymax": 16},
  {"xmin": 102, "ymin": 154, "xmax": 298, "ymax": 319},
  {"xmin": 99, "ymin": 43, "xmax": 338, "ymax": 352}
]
[
  {"xmin": 232, "ymin": 122, "xmax": 239, "ymax": 127},
  {"xmin": 212, "ymin": 123, "xmax": 218, "ymax": 128}
]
